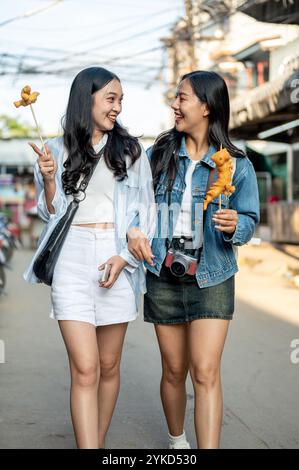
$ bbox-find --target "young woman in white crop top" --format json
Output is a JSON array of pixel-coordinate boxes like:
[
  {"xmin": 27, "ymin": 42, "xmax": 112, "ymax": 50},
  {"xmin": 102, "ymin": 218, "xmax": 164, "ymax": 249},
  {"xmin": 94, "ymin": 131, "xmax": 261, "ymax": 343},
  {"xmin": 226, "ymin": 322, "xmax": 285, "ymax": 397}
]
[{"xmin": 28, "ymin": 67, "xmax": 155, "ymax": 449}]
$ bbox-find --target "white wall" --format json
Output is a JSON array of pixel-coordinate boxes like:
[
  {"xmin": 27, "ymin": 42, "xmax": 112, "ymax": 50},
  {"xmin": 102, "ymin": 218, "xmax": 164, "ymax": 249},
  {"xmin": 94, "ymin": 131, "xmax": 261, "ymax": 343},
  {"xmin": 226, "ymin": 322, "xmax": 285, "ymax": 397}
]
[{"xmin": 270, "ymin": 37, "xmax": 299, "ymax": 78}]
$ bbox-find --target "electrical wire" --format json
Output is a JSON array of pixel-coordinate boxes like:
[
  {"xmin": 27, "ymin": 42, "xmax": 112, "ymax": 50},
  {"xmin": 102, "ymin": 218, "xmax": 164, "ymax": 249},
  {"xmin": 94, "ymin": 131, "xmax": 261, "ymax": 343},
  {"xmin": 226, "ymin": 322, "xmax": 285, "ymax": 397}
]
[
  {"xmin": 29, "ymin": 21, "xmax": 174, "ymax": 72},
  {"xmin": 0, "ymin": 0, "xmax": 64, "ymax": 28}
]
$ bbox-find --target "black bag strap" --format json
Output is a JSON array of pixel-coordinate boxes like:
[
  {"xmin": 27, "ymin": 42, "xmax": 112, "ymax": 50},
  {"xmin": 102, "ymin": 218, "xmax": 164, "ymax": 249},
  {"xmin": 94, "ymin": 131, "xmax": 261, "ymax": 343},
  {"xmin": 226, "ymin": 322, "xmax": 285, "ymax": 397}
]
[
  {"xmin": 206, "ymin": 167, "xmax": 217, "ymax": 193},
  {"xmin": 72, "ymin": 146, "xmax": 105, "ymax": 203}
]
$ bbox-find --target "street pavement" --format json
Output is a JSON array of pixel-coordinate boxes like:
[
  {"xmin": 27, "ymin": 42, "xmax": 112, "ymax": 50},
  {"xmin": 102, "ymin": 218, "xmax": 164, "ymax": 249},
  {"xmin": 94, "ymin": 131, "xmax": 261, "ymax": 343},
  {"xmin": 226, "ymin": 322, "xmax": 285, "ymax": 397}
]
[{"xmin": 0, "ymin": 245, "xmax": 298, "ymax": 449}]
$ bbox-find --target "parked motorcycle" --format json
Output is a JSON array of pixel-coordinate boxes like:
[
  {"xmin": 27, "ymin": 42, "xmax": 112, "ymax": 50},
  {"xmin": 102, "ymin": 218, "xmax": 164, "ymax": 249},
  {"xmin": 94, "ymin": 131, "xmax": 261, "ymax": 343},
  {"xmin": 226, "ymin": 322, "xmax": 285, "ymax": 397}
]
[{"xmin": 0, "ymin": 212, "xmax": 20, "ymax": 296}]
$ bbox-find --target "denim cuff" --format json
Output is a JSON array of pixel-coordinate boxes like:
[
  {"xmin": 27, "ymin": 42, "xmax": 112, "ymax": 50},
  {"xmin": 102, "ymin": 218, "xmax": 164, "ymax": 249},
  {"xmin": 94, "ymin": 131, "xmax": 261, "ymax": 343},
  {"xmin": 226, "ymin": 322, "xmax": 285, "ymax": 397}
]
[{"xmin": 222, "ymin": 222, "xmax": 242, "ymax": 245}]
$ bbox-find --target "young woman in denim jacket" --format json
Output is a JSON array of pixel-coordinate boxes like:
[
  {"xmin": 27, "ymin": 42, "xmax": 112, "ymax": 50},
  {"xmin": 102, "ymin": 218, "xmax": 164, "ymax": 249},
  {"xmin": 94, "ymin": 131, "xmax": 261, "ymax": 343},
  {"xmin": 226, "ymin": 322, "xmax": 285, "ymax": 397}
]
[
  {"xmin": 24, "ymin": 67, "xmax": 155, "ymax": 448},
  {"xmin": 128, "ymin": 71, "xmax": 260, "ymax": 449}
]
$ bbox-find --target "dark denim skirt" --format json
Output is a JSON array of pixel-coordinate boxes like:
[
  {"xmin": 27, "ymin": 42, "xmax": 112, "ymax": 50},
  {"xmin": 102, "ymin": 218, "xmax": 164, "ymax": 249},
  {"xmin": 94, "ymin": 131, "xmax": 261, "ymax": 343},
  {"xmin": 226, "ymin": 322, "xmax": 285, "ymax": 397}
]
[{"xmin": 144, "ymin": 263, "xmax": 235, "ymax": 324}]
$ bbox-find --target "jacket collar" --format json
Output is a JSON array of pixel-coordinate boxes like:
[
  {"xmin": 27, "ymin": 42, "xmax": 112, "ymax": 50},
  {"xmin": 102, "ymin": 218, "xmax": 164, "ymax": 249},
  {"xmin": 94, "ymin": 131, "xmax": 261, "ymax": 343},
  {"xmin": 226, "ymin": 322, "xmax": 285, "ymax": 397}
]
[{"xmin": 178, "ymin": 136, "xmax": 217, "ymax": 168}]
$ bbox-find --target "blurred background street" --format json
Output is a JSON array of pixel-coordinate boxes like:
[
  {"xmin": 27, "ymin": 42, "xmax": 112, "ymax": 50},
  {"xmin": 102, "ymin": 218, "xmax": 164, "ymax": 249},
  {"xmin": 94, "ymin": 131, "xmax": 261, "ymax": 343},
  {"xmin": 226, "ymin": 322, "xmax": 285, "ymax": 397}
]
[
  {"xmin": 1, "ymin": 0, "xmax": 299, "ymax": 449},
  {"xmin": 0, "ymin": 242, "xmax": 299, "ymax": 449}
]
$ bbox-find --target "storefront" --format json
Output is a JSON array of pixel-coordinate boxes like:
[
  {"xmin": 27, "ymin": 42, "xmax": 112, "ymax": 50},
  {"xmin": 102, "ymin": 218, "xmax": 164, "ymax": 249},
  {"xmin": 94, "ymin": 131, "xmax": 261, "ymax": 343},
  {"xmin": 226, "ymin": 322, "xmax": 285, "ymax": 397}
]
[
  {"xmin": 230, "ymin": 63, "xmax": 299, "ymax": 243},
  {"xmin": 0, "ymin": 138, "xmax": 37, "ymax": 228}
]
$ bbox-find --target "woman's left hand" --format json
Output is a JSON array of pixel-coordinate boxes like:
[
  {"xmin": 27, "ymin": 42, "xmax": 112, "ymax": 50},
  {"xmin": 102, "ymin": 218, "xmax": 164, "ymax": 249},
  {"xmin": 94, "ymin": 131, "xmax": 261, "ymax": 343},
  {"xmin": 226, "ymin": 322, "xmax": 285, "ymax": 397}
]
[
  {"xmin": 98, "ymin": 255, "xmax": 128, "ymax": 289},
  {"xmin": 212, "ymin": 209, "xmax": 238, "ymax": 234}
]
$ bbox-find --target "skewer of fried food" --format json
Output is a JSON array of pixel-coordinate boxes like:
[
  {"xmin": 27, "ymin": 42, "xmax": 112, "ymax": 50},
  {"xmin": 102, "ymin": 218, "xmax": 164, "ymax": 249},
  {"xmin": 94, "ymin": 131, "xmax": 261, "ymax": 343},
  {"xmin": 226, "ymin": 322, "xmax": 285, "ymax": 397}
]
[
  {"xmin": 29, "ymin": 104, "xmax": 47, "ymax": 156},
  {"xmin": 14, "ymin": 85, "xmax": 48, "ymax": 156}
]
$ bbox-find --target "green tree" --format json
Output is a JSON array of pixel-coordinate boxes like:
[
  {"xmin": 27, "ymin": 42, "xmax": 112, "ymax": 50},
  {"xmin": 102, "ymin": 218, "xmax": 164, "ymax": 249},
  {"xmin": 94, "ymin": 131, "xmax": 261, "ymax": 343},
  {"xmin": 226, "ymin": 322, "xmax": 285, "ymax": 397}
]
[{"xmin": 0, "ymin": 114, "xmax": 37, "ymax": 138}]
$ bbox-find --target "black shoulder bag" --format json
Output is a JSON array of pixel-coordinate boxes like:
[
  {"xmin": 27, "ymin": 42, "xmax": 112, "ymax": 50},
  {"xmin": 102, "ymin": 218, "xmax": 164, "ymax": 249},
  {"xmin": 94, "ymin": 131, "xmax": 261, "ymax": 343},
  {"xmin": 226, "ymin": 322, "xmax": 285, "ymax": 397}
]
[{"xmin": 33, "ymin": 149, "xmax": 104, "ymax": 286}]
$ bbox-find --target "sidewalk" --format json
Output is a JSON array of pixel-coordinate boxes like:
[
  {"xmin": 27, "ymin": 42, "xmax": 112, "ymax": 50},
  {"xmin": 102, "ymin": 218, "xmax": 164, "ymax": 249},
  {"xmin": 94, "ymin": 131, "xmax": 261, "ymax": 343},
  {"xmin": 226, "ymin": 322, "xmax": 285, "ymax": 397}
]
[
  {"xmin": 1, "ymin": 246, "xmax": 298, "ymax": 448},
  {"xmin": 237, "ymin": 242, "xmax": 299, "ymax": 326}
]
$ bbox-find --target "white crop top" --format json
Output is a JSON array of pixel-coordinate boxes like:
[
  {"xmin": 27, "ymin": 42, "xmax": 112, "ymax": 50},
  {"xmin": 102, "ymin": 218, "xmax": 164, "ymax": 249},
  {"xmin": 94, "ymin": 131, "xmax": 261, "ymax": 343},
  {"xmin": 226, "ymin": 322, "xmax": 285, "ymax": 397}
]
[
  {"xmin": 70, "ymin": 137, "xmax": 115, "ymax": 225},
  {"xmin": 173, "ymin": 159, "xmax": 197, "ymax": 238}
]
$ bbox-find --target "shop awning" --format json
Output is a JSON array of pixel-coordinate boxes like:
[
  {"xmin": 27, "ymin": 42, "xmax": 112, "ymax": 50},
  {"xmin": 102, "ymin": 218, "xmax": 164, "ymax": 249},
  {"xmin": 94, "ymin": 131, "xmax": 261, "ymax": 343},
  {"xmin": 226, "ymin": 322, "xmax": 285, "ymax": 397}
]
[
  {"xmin": 236, "ymin": 0, "xmax": 299, "ymax": 25},
  {"xmin": 229, "ymin": 67, "xmax": 299, "ymax": 143}
]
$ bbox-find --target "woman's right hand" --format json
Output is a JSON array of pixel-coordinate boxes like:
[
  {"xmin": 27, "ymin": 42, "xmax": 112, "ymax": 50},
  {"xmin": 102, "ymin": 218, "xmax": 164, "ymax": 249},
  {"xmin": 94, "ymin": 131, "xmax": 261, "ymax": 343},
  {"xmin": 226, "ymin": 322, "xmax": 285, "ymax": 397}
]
[
  {"xmin": 127, "ymin": 227, "xmax": 155, "ymax": 266},
  {"xmin": 28, "ymin": 142, "xmax": 57, "ymax": 182}
]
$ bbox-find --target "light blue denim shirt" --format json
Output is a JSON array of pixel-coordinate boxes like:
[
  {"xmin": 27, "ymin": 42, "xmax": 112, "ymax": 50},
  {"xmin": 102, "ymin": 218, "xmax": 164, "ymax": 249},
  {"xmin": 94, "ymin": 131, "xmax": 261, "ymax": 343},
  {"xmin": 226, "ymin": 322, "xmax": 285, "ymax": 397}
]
[
  {"xmin": 23, "ymin": 134, "xmax": 156, "ymax": 311},
  {"xmin": 145, "ymin": 137, "xmax": 260, "ymax": 288}
]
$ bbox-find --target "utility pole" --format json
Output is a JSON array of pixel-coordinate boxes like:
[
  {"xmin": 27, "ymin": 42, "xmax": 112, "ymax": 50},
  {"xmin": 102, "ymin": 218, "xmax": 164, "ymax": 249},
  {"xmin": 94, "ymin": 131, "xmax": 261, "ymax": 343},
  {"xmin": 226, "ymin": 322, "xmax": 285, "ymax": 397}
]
[{"xmin": 184, "ymin": 0, "xmax": 197, "ymax": 71}]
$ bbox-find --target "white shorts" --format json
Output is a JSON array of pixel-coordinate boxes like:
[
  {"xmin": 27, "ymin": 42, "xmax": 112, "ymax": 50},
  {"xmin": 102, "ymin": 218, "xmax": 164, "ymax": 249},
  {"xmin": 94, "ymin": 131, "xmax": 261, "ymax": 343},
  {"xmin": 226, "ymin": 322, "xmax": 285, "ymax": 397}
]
[{"xmin": 50, "ymin": 225, "xmax": 138, "ymax": 326}]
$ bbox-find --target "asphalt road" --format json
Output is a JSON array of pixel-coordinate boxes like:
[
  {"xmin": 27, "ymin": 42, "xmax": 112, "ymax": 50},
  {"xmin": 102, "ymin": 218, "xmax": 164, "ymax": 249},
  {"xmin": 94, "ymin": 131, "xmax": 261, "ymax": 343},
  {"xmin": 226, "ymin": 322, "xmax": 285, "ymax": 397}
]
[{"xmin": 0, "ymin": 247, "xmax": 298, "ymax": 449}]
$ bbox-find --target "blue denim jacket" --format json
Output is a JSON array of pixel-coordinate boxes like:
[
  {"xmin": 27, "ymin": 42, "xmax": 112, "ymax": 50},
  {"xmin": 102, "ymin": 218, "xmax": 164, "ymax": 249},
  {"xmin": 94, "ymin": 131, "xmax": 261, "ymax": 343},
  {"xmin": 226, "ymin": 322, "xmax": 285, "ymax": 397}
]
[
  {"xmin": 145, "ymin": 137, "xmax": 260, "ymax": 288},
  {"xmin": 23, "ymin": 134, "xmax": 156, "ymax": 310}
]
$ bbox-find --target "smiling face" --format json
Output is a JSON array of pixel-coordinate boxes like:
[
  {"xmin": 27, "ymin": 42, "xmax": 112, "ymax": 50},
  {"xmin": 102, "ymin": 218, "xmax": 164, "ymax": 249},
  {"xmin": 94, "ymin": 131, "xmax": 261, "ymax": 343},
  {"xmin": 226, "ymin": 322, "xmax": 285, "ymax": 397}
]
[
  {"xmin": 171, "ymin": 78, "xmax": 209, "ymax": 134},
  {"xmin": 92, "ymin": 78, "xmax": 123, "ymax": 133}
]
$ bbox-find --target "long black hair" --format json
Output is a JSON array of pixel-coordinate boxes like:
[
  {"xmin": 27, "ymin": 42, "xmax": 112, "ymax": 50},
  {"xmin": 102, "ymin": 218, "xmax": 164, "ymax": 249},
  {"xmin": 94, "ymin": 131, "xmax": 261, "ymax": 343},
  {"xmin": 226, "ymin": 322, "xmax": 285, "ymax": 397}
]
[
  {"xmin": 61, "ymin": 67, "xmax": 141, "ymax": 195},
  {"xmin": 150, "ymin": 70, "xmax": 245, "ymax": 190}
]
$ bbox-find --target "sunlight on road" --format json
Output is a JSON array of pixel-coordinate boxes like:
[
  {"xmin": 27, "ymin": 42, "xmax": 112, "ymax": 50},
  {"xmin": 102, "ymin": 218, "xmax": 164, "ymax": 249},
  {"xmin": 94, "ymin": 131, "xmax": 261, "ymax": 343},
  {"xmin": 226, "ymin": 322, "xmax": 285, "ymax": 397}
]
[{"xmin": 237, "ymin": 244, "xmax": 299, "ymax": 327}]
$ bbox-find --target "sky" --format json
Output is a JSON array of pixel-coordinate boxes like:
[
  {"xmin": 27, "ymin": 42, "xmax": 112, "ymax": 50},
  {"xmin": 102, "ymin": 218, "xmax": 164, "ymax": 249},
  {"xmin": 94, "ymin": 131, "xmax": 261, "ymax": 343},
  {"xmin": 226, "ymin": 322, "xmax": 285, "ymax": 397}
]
[{"xmin": 0, "ymin": 0, "xmax": 185, "ymax": 137}]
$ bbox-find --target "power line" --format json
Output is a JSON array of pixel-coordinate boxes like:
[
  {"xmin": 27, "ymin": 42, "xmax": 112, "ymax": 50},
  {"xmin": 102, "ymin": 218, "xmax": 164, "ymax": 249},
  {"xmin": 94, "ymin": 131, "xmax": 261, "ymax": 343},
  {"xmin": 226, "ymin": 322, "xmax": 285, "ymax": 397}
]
[
  {"xmin": 0, "ymin": 45, "xmax": 164, "ymax": 78},
  {"xmin": 0, "ymin": 39, "xmax": 79, "ymax": 58},
  {"xmin": 27, "ymin": 22, "xmax": 174, "ymax": 72},
  {"xmin": 0, "ymin": 47, "xmax": 164, "ymax": 82},
  {"xmin": 13, "ymin": 9, "xmax": 172, "ymax": 32},
  {"xmin": 0, "ymin": 0, "xmax": 64, "ymax": 28},
  {"xmin": 24, "ymin": 46, "xmax": 164, "ymax": 75},
  {"xmin": 71, "ymin": 7, "xmax": 180, "ymax": 48},
  {"xmin": 0, "ymin": 2, "xmax": 178, "ymax": 84}
]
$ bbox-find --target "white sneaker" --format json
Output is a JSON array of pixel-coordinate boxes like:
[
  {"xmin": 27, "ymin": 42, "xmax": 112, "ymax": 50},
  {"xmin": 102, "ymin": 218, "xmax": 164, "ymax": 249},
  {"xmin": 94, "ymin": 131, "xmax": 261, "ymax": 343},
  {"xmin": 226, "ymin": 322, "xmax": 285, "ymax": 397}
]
[
  {"xmin": 168, "ymin": 430, "xmax": 191, "ymax": 449},
  {"xmin": 169, "ymin": 440, "xmax": 191, "ymax": 449}
]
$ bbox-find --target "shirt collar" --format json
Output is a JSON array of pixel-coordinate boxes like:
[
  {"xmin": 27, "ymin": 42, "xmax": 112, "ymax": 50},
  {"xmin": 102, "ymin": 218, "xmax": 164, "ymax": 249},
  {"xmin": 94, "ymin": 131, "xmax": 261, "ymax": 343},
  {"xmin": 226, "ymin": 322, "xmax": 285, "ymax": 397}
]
[
  {"xmin": 93, "ymin": 133, "xmax": 108, "ymax": 153},
  {"xmin": 178, "ymin": 136, "xmax": 217, "ymax": 168}
]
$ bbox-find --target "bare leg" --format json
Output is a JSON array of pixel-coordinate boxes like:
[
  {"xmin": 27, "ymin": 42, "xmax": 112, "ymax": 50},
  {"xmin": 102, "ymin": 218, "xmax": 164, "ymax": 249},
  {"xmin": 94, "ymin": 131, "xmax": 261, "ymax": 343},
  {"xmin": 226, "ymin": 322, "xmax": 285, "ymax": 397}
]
[
  {"xmin": 96, "ymin": 322, "xmax": 128, "ymax": 448},
  {"xmin": 188, "ymin": 319, "xmax": 230, "ymax": 449},
  {"xmin": 58, "ymin": 320, "xmax": 100, "ymax": 449},
  {"xmin": 154, "ymin": 324, "xmax": 189, "ymax": 436}
]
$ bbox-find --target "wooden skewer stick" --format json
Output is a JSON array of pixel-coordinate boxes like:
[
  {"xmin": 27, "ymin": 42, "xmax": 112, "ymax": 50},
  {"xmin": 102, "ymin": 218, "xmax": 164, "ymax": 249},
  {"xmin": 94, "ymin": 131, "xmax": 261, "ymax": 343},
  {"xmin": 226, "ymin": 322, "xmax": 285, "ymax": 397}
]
[
  {"xmin": 219, "ymin": 143, "xmax": 223, "ymax": 211},
  {"xmin": 29, "ymin": 104, "xmax": 48, "ymax": 156}
]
